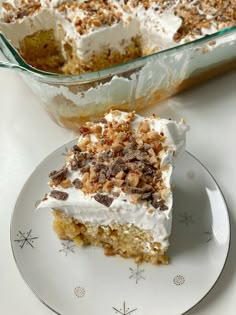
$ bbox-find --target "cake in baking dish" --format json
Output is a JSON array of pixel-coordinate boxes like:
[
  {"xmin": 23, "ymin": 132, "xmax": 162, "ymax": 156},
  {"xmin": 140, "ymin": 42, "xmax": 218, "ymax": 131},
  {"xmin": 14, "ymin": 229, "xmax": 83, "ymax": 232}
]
[
  {"xmin": 37, "ymin": 110, "xmax": 188, "ymax": 264},
  {"xmin": 0, "ymin": 0, "xmax": 235, "ymax": 74}
]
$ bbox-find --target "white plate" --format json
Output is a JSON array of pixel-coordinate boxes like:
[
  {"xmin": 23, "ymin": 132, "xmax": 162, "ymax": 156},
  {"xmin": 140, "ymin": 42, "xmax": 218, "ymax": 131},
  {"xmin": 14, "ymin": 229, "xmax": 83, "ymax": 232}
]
[{"xmin": 11, "ymin": 141, "xmax": 230, "ymax": 315}]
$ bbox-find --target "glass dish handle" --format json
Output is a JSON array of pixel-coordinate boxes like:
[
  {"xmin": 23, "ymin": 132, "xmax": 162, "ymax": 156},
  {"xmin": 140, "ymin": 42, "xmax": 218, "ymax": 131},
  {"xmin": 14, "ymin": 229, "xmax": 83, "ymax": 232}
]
[
  {"xmin": 0, "ymin": 32, "xmax": 30, "ymax": 73},
  {"xmin": 0, "ymin": 33, "xmax": 57, "ymax": 77}
]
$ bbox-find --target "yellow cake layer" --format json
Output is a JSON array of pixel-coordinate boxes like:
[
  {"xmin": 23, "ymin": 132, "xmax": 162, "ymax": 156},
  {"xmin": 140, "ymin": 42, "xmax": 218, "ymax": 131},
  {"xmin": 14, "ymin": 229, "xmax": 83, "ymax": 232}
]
[{"xmin": 53, "ymin": 210, "xmax": 169, "ymax": 265}]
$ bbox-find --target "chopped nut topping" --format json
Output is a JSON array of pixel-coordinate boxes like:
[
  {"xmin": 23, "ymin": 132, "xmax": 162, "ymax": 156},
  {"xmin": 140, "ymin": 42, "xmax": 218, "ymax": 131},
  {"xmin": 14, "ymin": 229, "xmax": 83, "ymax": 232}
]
[
  {"xmin": 141, "ymin": 192, "xmax": 153, "ymax": 200},
  {"xmin": 2, "ymin": 0, "xmax": 235, "ymax": 48},
  {"xmin": 126, "ymin": 170, "xmax": 141, "ymax": 187},
  {"xmin": 89, "ymin": 167, "xmax": 98, "ymax": 182},
  {"xmin": 93, "ymin": 118, "xmax": 107, "ymax": 124},
  {"xmin": 79, "ymin": 125, "xmax": 90, "ymax": 135},
  {"xmin": 111, "ymin": 143, "xmax": 123, "ymax": 152},
  {"xmin": 115, "ymin": 171, "xmax": 126, "ymax": 179},
  {"xmin": 72, "ymin": 145, "xmax": 81, "ymax": 153},
  {"xmin": 113, "ymin": 178, "xmax": 124, "ymax": 187},
  {"xmin": 98, "ymin": 171, "xmax": 107, "ymax": 184},
  {"xmin": 103, "ymin": 180, "xmax": 114, "ymax": 193},
  {"xmin": 110, "ymin": 158, "xmax": 127, "ymax": 176},
  {"xmin": 151, "ymin": 193, "xmax": 167, "ymax": 210},
  {"xmin": 49, "ymin": 166, "xmax": 68, "ymax": 185},
  {"xmin": 70, "ymin": 110, "xmax": 169, "ymax": 206},
  {"xmin": 2, "ymin": 0, "xmax": 41, "ymax": 23},
  {"xmin": 2, "ymin": 2, "xmax": 14, "ymax": 11},
  {"xmin": 49, "ymin": 110, "xmax": 173, "ymax": 210},
  {"xmin": 138, "ymin": 120, "xmax": 150, "ymax": 133},
  {"xmin": 73, "ymin": 178, "xmax": 83, "ymax": 189},
  {"xmin": 61, "ymin": 0, "xmax": 124, "ymax": 35},
  {"xmin": 60, "ymin": 178, "xmax": 72, "ymax": 188}
]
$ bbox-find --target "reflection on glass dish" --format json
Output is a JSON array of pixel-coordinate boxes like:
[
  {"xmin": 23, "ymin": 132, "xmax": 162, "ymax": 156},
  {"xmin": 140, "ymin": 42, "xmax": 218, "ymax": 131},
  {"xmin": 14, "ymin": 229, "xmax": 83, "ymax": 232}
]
[{"xmin": 0, "ymin": 1, "xmax": 236, "ymax": 131}]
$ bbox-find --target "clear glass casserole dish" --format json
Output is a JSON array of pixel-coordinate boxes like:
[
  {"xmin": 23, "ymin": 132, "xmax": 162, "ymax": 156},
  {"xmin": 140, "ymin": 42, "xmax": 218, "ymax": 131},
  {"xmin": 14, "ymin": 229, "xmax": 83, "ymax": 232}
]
[{"xmin": 1, "ymin": 25, "xmax": 236, "ymax": 131}]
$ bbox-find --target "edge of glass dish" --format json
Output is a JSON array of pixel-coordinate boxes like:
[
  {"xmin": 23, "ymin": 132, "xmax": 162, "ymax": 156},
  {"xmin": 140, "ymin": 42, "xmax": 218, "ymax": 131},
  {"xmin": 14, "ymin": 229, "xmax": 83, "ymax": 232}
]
[{"xmin": 1, "ymin": 24, "xmax": 236, "ymax": 83}]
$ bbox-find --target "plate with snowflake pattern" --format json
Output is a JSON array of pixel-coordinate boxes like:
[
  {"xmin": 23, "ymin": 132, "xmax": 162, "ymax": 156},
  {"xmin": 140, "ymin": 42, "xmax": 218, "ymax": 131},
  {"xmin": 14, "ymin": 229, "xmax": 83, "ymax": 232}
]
[{"xmin": 10, "ymin": 140, "xmax": 230, "ymax": 315}]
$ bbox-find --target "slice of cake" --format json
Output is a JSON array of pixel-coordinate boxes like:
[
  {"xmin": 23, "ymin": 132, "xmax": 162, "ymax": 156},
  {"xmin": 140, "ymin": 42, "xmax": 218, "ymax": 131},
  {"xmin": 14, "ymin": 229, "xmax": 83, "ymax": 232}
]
[{"xmin": 37, "ymin": 110, "xmax": 188, "ymax": 264}]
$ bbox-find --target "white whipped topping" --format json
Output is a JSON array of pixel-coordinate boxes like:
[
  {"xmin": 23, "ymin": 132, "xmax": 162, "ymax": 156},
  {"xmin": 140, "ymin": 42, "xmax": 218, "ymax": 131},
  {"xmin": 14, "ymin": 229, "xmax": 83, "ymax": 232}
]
[
  {"xmin": 37, "ymin": 111, "xmax": 189, "ymax": 250},
  {"xmin": 1, "ymin": 0, "xmax": 233, "ymax": 62},
  {"xmin": 0, "ymin": 1, "xmax": 202, "ymax": 59},
  {"xmin": 0, "ymin": 8, "xmax": 57, "ymax": 48},
  {"xmin": 61, "ymin": 15, "xmax": 141, "ymax": 60},
  {"xmin": 137, "ymin": 5, "xmax": 182, "ymax": 53}
]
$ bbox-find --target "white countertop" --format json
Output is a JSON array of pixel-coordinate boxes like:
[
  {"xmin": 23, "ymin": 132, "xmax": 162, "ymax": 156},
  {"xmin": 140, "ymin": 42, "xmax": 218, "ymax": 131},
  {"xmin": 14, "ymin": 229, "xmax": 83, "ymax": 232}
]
[{"xmin": 0, "ymin": 62, "xmax": 236, "ymax": 314}]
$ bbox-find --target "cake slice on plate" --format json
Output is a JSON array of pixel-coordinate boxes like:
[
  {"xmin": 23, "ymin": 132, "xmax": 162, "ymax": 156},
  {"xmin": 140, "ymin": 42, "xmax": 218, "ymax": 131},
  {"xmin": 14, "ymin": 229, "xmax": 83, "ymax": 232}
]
[{"xmin": 38, "ymin": 110, "xmax": 188, "ymax": 264}]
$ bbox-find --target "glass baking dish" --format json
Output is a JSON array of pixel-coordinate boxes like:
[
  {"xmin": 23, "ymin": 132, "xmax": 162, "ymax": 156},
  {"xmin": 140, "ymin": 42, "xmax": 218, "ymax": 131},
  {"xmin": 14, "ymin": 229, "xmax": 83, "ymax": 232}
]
[{"xmin": 1, "ymin": 25, "xmax": 236, "ymax": 131}]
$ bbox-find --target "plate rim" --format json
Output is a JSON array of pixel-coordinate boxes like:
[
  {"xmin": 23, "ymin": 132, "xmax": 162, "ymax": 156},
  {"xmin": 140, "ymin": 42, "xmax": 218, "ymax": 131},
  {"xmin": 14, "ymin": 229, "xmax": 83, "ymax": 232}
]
[
  {"xmin": 10, "ymin": 140, "xmax": 231, "ymax": 315},
  {"xmin": 181, "ymin": 151, "xmax": 231, "ymax": 314}
]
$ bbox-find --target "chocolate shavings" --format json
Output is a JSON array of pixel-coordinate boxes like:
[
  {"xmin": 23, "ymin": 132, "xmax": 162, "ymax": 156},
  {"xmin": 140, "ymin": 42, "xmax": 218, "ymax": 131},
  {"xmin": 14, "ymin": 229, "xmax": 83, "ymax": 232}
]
[
  {"xmin": 94, "ymin": 193, "xmax": 114, "ymax": 207},
  {"xmin": 49, "ymin": 166, "xmax": 67, "ymax": 183},
  {"xmin": 50, "ymin": 190, "xmax": 68, "ymax": 200}
]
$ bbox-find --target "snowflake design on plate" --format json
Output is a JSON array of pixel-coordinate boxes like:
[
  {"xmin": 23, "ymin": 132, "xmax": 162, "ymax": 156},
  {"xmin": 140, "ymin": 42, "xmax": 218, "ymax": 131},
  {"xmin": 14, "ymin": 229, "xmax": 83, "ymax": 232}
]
[
  {"xmin": 178, "ymin": 212, "xmax": 194, "ymax": 226},
  {"xmin": 186, "ymin": 170, "xmax": 195, "ymax": 180},
  {"xmin": 113, "ymin": 302, "xmax": 137, "ymax": 315},
  {"xmin": 173, "ymin": 275, "xmax": 185, "ymax": 286},
  {"xmin": 14, "ymin": 230, "xmax": 38, "ymax": 249},
  {"xmin": 59, "ymin": 241, "xmax": 76, "ymax": 256},
  {"xmin": 129, "ymin": 265, "xmax": 145, "ymax": 284},
  {"xmin": 74, "ymin": 287, "xmax": 85, "ymax": 298}
]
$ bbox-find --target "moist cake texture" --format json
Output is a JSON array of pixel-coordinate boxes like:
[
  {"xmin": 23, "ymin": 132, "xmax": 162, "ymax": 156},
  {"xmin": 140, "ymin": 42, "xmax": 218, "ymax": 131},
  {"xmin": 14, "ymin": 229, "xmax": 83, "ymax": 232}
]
[
  {"xmin": 0, "ymin": 0, "xmax": 235, "ymax": 74},
  {"xmin": 37, "ymin": 110, "xmax": 189, "ymax": 264}
]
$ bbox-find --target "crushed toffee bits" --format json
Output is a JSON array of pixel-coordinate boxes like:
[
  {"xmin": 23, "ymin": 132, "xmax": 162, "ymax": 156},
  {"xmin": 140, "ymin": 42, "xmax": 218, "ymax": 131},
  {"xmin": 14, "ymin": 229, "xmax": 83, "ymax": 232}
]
[
  {"xmin": 73, "ymin": 178, "xmax": 83, "ymax": 189},
  {"xmin": 49, "ymin": 166, "xmax": 68, "ymax": 185},
  {"xmin": 57, "ymin": 0, "xmax": 124, "ymax": 35},
  {"xmin": 50, "ymin": 190, "xmax": 69, "ymax": 200},
  {"xmin": 3, "ymin": 1, "xmax": 235, "ymax": 37},
  {"xmin": 48, "ymin": 110, "xmax": 169, "ymax": 210},
  {"xmin": 94, "ymin": 193, "xmax": 114, "ymax": 207},
  {"xmin": 2, "ymin": 0, "xmax": 41, "ymax": 23}
]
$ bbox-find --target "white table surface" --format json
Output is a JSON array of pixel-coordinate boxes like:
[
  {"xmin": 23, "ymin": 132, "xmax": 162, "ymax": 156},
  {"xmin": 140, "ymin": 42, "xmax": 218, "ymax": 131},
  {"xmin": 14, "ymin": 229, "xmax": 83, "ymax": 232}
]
[{"xmin": 0, "ymin": 60, "xmax": 236, "ymax": 314}]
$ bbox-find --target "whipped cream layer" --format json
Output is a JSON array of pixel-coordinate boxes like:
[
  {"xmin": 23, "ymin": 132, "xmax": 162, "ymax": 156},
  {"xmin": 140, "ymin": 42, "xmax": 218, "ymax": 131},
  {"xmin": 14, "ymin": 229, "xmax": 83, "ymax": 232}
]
[
  {"xmin": 37, "ymin": 111, "xmax": 189, "ymax": 249},
  {"xmin": 0, "ymin": 0, "xmax": 142, "ymax": 60},
  {"xmin": 1, "ymin": 0, "xmax": 235, "ymax": 66}
]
